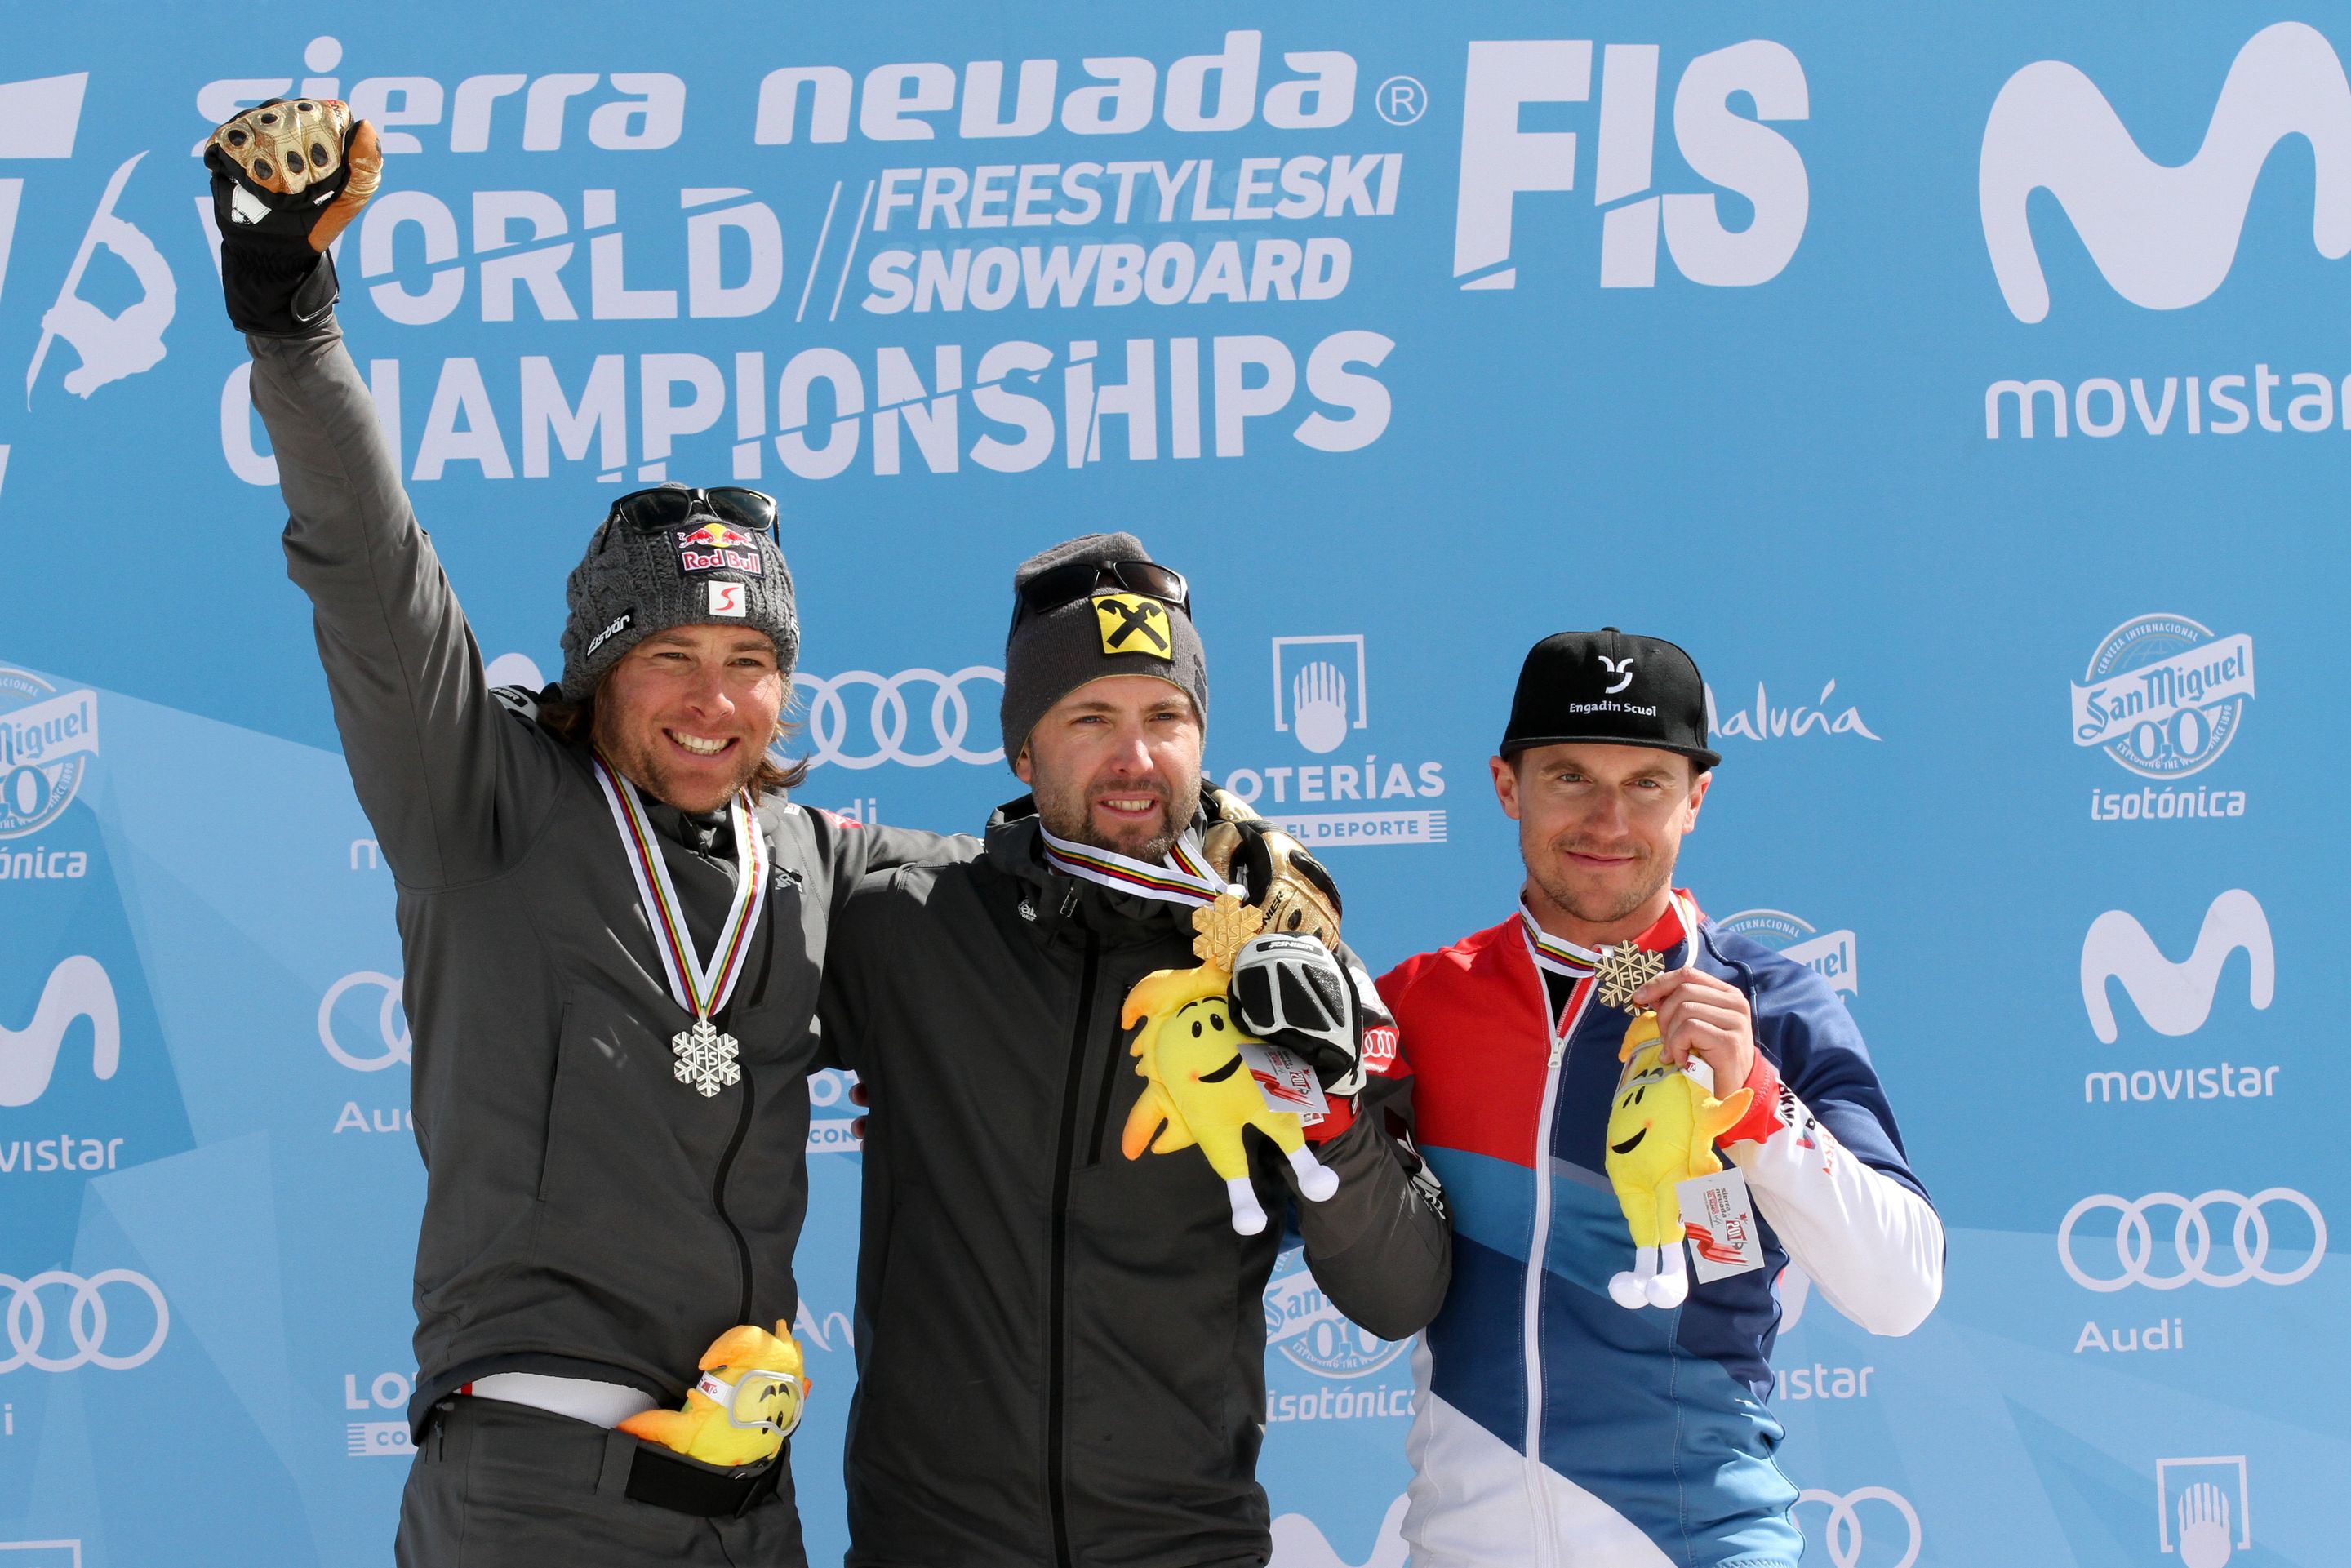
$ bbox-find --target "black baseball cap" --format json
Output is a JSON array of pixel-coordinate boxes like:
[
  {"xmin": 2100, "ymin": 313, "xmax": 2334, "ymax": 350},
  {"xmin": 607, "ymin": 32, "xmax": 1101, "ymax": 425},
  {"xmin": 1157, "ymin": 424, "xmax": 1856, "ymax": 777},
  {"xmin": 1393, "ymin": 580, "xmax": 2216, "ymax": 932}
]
[{"xmin": 1499, "ymin": 629, "xmax": 1721, "ymax": 771}]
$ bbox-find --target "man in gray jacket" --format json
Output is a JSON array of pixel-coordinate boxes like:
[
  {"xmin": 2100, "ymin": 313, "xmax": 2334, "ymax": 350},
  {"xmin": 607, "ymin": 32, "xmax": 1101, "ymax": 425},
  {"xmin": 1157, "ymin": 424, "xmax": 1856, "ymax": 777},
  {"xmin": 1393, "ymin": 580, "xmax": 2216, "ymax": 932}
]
[
  {"xmin": 821, "ymin": 533, "xmax": 1451, "ymax": 1567},
  {"xmin": 205, "ymin": 101, "xmax": 944, "ymax": 1566}
]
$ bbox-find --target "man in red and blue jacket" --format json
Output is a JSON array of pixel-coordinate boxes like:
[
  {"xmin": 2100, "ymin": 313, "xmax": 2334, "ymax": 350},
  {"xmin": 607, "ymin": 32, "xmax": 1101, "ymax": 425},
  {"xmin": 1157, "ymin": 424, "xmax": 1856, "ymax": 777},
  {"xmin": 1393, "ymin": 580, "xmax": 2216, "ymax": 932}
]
[{"xmin": 1380, "ymin": 630, "xmax": 1943, "ymax": 1568}]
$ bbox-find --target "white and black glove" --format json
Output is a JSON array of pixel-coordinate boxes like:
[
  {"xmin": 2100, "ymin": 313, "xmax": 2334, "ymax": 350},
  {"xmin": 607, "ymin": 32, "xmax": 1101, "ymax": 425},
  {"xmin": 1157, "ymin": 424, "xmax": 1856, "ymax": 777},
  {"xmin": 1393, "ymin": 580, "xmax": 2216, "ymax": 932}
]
[
  {"xmin": 203, "ymin": 99, "xmax": 381, "ymax": 335},
  {"xmin": 1229, "ymin": 933, "xmax": 1366, "ymax": 1097}
]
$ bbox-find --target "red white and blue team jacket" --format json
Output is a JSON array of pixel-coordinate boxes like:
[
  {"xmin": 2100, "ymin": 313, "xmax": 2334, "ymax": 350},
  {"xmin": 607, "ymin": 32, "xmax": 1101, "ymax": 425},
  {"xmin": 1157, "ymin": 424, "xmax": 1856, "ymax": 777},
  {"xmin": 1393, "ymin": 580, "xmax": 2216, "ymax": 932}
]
[{"xmin": 1376, "ymin": 894, "xmax": 1942, "ymax": 1568}]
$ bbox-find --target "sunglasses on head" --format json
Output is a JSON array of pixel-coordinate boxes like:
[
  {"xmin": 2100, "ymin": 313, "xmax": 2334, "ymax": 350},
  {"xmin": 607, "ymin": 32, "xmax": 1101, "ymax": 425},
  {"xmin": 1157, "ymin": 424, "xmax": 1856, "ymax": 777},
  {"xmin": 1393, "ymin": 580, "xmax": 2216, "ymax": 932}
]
[
  {"xmin": 603, "ymin": 485, "xmax": 779, "ymax": 537},
  {"xmin": 1011, "ymin": 559, "xmax": 1191, "ymax": 633}
]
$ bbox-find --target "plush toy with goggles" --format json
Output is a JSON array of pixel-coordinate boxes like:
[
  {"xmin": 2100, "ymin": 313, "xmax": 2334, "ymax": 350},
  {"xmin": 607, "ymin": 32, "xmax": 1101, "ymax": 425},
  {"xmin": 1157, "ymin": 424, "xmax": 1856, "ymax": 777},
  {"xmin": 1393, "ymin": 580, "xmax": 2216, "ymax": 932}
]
[{"xmin": 617, "ymin": 1321, "xmax": 807, "ymax": 1467}]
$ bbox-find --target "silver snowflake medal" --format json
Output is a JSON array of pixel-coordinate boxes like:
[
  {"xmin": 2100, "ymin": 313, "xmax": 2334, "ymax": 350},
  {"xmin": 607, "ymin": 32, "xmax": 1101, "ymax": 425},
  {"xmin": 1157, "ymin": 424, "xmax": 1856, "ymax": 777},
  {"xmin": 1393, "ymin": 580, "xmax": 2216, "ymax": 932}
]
[
  {"xmin": 1593, "ymin": 943, "xmax": 1665, "ymax": 1014},
  {"xmin": 673, "ymin": 1017, "xmax": 744, "ymax": 1099}
]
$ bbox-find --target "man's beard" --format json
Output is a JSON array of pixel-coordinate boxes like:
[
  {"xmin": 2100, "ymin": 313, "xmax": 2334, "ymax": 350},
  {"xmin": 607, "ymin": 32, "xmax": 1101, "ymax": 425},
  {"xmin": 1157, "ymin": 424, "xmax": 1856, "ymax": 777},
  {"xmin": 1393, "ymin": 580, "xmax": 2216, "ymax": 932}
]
[
  {"xmin": 1523, "ymin": 827, "xmax": 1678, "ymax": 931},
  {"xmin": 1034, "ymin": 767, "xmax": 1198, "ymax": 862},
  {"xmin": 594, "ymin": 715, "xmax": 767, "ymax": 813}
]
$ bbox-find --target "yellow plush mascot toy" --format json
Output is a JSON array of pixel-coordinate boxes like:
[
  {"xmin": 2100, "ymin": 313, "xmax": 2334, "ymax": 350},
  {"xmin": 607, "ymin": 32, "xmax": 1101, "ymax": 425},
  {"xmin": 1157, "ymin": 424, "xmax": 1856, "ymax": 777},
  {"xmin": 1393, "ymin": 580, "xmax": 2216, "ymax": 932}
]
[
  {"xmin": 618, "ymin": 1321, "xmax": 807, "ymax": 1467},
  {"xmin": 1603, "ymin": 1012, "xmax": 1753, "ymax": 1309},
  {"xmin": 1120, "ymin": 960, "xmax": 1340, "ymax": 1236}
]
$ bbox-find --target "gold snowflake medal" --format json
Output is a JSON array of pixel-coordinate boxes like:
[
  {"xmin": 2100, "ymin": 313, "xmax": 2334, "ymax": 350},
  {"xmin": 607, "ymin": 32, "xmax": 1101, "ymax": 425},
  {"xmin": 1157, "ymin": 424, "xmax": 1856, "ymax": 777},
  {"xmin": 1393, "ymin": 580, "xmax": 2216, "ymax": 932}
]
[
  {"xmin": 1593, "ymin": 942, "xmax": 1666, "ymax": 1014},
  {"xmin": 1192, "ymin": 888, "xmax": 1267, "ymax": 971}
]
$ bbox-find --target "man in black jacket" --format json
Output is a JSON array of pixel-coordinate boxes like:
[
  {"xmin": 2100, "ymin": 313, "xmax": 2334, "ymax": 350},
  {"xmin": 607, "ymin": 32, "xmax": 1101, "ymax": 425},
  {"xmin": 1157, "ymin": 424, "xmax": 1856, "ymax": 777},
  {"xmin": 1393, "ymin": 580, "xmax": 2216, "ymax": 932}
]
[
  {"xmin": 203, "ymin": 102, "xmax": 946, "ymax": 1566},
  {"xmin": 821, "ymin": 533, "xmax": 1451, "ymax": 1567}
]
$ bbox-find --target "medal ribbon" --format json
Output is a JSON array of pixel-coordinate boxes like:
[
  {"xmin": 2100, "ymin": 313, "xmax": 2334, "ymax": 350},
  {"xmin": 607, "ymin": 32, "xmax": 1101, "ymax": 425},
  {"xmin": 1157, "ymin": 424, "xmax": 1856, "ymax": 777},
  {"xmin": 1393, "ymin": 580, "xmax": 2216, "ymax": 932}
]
[
  {"xmin": 1518, "ymin": 891, "xmax": 1704, "ymax": 1033},
  {"xmin": 1038, "ymin": 824, "xmax": 1230, "ymax": 908},
  {"xmin": 593, "ymin": 750, "xmax": 770, "ymax": 1023}
]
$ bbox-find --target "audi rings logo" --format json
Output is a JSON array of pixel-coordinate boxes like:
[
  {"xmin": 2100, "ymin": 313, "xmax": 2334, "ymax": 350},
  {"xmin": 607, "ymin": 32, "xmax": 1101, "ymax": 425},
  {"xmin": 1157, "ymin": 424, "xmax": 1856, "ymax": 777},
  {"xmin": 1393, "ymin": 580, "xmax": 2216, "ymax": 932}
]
[
  {"xmin": 2059, "ymin": 1188, "xmax": 2326, "ymax": 1292},
  {"xmin": 319, "ymin": 971, "xmax": 410, "ymax": 1071},
  {"xmin": 1793, "ymin": 1486, "xmax": 1921, "ymax": 1568},
  {"xmin": 791, "ymin": 668, "xmax": 1004, "ymax": 770},
  {"xmin": 3, "ymin": 1268, "xmax": 170, "ymax": 1372}
]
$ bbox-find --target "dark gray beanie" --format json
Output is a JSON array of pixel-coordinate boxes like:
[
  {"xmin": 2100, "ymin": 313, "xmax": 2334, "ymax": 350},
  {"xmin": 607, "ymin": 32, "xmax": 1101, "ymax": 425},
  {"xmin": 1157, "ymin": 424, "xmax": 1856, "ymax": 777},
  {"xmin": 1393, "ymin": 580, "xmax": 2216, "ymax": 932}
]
[
  {"xmin": 1000, "ymin": 532, "xmax": 1207, "ymax": 764},
  {"xmin": 558, "ymin": 487, "xmax": 799, "ymax": 700}
]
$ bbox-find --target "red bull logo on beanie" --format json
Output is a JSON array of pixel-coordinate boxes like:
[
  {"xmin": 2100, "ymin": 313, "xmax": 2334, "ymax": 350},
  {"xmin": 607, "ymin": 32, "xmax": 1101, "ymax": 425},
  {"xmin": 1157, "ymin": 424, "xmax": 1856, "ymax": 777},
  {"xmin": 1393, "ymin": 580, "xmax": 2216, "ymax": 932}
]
[{"xmin": 673, "ymin": 524, "xmax": 766, "ymax": 577}]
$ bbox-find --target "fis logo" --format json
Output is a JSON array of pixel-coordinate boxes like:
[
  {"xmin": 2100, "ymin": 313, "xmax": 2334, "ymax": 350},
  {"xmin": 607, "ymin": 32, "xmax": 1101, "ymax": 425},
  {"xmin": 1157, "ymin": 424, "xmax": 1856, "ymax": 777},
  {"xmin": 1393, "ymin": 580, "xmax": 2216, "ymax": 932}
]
[
  {"xmin": 1454, "ymin": 39, "xmax": 1808, "ymax": 291},
  {"xmin": 2080, "ymin": 889, "xmax": 2273, "ymax": 1043},
  {"xmin": 0, "ymin": 956, "xmax": 118, "ymax": 1108},
  {"xmin": 1982, "ymin": 22, "xmax": 2351, "ymax": 322}
]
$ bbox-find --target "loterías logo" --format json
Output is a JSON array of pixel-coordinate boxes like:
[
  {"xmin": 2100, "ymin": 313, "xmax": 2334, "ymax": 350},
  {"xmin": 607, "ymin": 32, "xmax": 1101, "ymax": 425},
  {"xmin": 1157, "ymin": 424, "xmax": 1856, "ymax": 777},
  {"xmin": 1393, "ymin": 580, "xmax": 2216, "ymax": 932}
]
[{"xmin": 1981, "ymin": 22, "xmax": 2351, "ymax": 322}]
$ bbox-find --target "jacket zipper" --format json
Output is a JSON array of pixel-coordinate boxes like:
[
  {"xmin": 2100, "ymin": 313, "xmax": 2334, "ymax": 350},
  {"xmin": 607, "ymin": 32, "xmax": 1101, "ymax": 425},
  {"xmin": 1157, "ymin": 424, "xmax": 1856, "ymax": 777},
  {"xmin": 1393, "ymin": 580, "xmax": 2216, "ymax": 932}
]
[
  {"xmin": 712, "ymin": 1068, "xmax": 759, "ymax": 1326},
  {"xmin": 1523, "ymin": 977, "xmax": 1592, "ymax": 1568},
  {"xmin": 1046, "ymin": 929, "xmax": 1100, "ymax": 1568}
]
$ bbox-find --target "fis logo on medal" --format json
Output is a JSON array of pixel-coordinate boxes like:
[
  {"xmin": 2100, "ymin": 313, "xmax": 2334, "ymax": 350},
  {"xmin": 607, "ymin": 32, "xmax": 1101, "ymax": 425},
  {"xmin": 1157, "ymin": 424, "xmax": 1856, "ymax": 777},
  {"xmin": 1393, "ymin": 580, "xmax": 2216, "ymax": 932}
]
[{"xmin": 1093, "ymin": 593, "xmax": 1171, "ymax": 657}]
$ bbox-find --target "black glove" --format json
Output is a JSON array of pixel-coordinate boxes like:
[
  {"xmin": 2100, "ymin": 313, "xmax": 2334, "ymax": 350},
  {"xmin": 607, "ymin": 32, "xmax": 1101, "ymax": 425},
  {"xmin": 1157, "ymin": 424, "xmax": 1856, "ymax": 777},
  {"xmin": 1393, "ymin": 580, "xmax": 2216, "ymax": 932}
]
[
  {"xmin": 203, "ymin": 98, "xmax": 381, "ymax": 335},
  {"xmin": 1229, "ymin": 933, "xmax": 1366, "ymax": 1095}
]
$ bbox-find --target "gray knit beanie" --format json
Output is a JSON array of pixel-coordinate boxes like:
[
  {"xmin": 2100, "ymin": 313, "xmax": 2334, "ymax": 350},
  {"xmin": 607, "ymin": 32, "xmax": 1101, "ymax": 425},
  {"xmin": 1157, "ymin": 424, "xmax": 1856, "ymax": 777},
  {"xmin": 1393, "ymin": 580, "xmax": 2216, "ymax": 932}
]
[
  {"xmin": 1000, "ymin": 531, "xmax": 1207, "ymax": 764},
  {"xmin": 558, "ymin": 486, "xmax": 799, "ymax": 700}
]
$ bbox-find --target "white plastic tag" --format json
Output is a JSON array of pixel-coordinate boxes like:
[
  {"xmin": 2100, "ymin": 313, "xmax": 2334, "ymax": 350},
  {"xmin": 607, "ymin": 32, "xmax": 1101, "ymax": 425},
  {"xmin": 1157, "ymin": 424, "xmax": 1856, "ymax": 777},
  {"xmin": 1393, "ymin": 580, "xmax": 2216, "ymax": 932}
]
[
  {"xmin": 1238, "ymin": 1038, "xmax": 1329, "ymax": 1117},
  {"xmin": 1678, "ymin": 1166, "xmax": 1767, "ymax": 1282}
]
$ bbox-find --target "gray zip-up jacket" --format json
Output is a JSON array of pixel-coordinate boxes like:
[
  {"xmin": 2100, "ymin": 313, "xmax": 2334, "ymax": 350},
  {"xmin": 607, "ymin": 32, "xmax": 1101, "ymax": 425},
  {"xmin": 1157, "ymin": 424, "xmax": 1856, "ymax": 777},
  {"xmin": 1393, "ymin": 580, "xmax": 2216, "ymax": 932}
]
[
  {"xmin": 820, "ymin": 796, "xmax": 1451, "ymax": 1568},
  {"xmin": 248, "ymin": 326, "xmax": 946, "ymax": 1464}
]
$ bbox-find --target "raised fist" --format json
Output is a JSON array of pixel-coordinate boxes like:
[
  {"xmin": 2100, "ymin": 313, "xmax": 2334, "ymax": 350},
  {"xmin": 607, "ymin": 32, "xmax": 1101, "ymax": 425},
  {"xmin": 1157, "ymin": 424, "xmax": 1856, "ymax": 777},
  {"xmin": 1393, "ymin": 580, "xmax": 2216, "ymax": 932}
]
[{"xmin": 203, "ymin": 100, "xmax": 381, "ymax": 335}]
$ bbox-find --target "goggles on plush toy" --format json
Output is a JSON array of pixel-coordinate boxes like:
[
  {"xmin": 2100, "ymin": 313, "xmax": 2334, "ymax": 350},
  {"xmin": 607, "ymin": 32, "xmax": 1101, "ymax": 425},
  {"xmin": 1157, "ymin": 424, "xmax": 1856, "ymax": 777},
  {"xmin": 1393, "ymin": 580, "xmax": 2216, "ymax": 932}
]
[{"xmin": 695, "ymin": 1366, "xmax": 809, "ymax": 1438}]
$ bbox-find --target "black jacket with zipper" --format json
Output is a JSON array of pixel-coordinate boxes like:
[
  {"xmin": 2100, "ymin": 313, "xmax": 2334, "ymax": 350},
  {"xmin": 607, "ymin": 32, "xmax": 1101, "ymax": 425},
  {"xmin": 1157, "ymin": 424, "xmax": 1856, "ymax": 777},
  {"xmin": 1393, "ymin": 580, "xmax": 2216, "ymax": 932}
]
[
  {"xmin": 245, "ymin": 324, "xmax": 949, "ymax": 1473},
  {"xmin": 820, "ymin": 793, "xmax": 1451, "ymax": 1568}
]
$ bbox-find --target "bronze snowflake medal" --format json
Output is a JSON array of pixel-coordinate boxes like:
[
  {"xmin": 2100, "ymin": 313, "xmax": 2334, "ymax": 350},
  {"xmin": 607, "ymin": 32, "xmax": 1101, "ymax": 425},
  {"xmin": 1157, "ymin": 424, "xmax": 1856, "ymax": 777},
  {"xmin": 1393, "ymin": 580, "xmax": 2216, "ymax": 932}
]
[{"xmin": 1594, "ymin": 943, "xmax": 1665, "ymax": 1013}]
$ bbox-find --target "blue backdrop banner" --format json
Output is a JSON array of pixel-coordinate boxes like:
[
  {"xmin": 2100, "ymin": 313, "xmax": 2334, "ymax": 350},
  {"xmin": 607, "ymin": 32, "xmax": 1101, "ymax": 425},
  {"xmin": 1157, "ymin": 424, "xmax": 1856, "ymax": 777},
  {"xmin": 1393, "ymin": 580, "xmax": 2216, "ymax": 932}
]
[{"xmin": 1, "ymin": 6, "xmax": 2340, "ymax": 1566}]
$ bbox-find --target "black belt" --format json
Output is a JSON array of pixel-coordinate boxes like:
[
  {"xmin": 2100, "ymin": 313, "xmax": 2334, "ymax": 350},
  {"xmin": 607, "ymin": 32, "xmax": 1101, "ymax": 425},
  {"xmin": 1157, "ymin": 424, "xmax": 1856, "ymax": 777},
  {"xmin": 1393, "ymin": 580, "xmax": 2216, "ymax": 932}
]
[{"xmin": 422, "ymin": 1397, "xmax": 784, "ymax": 1519}]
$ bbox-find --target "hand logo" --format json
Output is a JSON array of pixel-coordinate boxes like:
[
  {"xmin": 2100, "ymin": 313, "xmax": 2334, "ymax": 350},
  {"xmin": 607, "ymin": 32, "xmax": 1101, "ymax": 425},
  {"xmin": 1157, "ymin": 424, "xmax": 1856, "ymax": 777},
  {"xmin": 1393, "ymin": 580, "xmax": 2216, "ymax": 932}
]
[
  {"xmin": 2178, "ymin": 1481, "xmax": 2233, "ymax": 1567},
  {"xmin": 1291, "ymin": 661, "xmax": 1349, "ymax": 754}
]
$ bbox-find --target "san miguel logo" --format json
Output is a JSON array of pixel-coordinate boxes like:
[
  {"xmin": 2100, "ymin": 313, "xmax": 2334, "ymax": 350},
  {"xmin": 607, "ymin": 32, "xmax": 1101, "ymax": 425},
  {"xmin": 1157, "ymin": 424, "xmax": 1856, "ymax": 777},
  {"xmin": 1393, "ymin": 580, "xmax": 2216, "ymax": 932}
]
[
  {"xmin": 2072, "ymin": 615, "xmax": 2254, "ymax": 820},
  {"xmin": 0, "ymin": 669, "xmax": 100, "ymax": 840},
  {"xmin": 673, "ymin": 524, "xmax": 766, "ymax": 576}
]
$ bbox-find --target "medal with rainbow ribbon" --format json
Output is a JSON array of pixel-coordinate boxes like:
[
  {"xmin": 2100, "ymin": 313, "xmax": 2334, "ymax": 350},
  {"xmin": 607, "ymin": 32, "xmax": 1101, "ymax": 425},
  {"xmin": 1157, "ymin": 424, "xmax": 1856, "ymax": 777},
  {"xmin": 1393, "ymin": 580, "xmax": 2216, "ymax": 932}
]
[{"xmin": 593, "ymin": 751, "xmax": 771, "ymax": 1097}]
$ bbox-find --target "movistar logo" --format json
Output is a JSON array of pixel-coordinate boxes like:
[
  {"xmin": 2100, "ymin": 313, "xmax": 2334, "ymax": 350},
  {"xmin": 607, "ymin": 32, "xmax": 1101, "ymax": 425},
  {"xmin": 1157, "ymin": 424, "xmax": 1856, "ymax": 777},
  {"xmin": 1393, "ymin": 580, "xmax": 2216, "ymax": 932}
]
[
  {"xmin": 0, "ymin": 955, "xmax": 119, "ymax": 1107},
  {"xmin": 1980, "ymin": 21, "xmax": 2351, "ymax": 322},
  {"xmin": 2080, "ymin": 889, "xmax": 2273, "ymax": 1043}
]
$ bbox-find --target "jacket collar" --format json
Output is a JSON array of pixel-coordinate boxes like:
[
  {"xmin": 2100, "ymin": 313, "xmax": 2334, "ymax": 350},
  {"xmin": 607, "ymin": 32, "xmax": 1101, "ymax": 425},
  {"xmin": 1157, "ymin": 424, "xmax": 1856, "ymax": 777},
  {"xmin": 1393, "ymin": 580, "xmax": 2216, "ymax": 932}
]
[{"xmin": 983, "ymin": 788, "xmax": 1219, "ymax": 945}]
